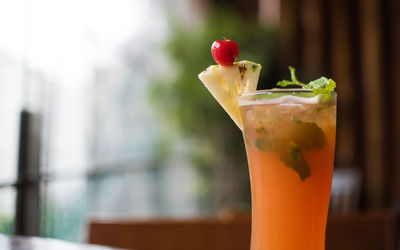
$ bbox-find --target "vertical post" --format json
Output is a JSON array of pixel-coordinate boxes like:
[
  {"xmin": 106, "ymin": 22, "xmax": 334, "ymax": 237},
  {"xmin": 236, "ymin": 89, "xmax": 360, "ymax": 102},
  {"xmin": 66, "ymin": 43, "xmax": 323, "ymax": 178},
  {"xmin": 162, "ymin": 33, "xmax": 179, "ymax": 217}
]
[
  {"xmin": 387, "ymin": 0, "xmax": 400, "ymax": 206},
  {"xmin": 15, "ymin": 110, "xmax": 41, "ymax": 236},
  {"xmin": 300, "ymin": 0, "xmax": 323, "ymax": 78},
  {"xmin": 329, "ymin": 0, "xmax": 358, "ymax": 167},
  {"xmin": 359, "ymin": 0, "xmax": 385, "ymax": 208},
  {"xmin": 279, "ymin": 0, "xmax": 302, "ymax": 73}
]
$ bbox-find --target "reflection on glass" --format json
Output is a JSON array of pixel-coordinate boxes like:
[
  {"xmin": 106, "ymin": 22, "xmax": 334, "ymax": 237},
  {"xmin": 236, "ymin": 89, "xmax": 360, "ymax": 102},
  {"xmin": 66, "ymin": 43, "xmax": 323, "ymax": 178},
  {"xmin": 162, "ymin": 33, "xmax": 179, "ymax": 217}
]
[
  {"xmin": 41, "ymin": 179, "xmax": 87, "ymax": 242},
  {"xmin": 0, "ymin": 55, "xmax": 23, "ymax": 184},
  {"xmin": 0, "ymin": 187, "xmax": 16, "ymax": 234}
]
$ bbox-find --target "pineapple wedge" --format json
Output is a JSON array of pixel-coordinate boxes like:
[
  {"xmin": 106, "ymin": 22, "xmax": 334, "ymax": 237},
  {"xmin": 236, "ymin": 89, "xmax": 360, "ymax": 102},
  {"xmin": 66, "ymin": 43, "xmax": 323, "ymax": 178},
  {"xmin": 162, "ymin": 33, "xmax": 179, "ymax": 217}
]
[{"xmin": 198, "ymin": 60, "xmax": 261, "ymax": 130}]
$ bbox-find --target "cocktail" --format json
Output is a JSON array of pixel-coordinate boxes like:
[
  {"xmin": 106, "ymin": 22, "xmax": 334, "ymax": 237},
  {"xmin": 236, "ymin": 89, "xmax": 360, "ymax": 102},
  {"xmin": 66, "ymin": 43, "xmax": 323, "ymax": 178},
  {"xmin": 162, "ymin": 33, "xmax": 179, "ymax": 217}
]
[
  {"xmin": 239, "ymin": 90, "xmax": 336, "ymax": 250},
  {"xmin": 199, "ymin": 39, "xmax": 336, "ymax": 250}
]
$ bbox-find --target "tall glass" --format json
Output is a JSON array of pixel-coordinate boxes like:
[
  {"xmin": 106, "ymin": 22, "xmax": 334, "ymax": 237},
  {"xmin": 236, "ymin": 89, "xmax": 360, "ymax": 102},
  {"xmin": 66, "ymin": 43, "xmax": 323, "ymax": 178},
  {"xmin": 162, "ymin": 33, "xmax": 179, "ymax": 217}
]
[{"xmin": 238, "ymin": 89, "xmax": 336, "ymax": 250}]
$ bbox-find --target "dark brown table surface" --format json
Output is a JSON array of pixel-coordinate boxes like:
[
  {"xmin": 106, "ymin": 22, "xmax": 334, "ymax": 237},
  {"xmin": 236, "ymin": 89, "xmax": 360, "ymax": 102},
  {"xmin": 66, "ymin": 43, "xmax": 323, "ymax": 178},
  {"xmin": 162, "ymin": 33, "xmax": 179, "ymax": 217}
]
[{"xmin": 0, "ymin": 234, "xmax": 126, "ymax": 250}]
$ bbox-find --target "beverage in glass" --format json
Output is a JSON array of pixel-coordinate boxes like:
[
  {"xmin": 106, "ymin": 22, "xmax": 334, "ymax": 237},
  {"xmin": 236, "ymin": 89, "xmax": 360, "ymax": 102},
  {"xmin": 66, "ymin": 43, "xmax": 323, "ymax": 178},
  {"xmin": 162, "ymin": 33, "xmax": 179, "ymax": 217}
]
[{"xmin": 238, "ymin": 90, "xmax": 336, "ymax": 250}]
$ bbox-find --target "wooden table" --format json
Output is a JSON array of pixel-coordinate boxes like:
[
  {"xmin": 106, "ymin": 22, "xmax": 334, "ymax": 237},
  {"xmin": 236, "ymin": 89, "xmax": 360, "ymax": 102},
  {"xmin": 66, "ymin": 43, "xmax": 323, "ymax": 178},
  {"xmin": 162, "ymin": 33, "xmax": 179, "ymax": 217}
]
[
  {"xmin": 89, "ymin": 210, "xmax": 398, "ymax": 250},
  {"xmin": 0, "ymin": 234, "xmax": 126, "ymax": 250}
]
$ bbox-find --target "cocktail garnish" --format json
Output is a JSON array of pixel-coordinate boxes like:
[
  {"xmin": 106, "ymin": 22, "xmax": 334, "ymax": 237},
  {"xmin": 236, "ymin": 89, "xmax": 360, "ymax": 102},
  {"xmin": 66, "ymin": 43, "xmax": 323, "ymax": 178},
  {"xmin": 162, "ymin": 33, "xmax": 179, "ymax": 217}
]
[
  {"xmin": 277, "ymin": 66, "xmax": 336, "ymax": 95},
  {"xmin": 280, "ymin": 143, "xmax": 311, "ymax": 181},
  {"xmin": 254, "ymin": 136, "xmax": 275, "ymax": 152},
  {"xmin": 252, "ymin": 67, "xmax": 336, "ymax": 180},
  {"xmin": 291, "ymin": 118, "xmax": 325, "ymax": 150},
  {"xmin": 198, "ymin": 39, "xmax": 261, "ymax": 130},
  {"xmin": 211, "ymin": 39, "xmax": 239, "ymax": 66},
  {"xmin": 254, "ymin": 117, "xmax": 325, "ymax": 181}
]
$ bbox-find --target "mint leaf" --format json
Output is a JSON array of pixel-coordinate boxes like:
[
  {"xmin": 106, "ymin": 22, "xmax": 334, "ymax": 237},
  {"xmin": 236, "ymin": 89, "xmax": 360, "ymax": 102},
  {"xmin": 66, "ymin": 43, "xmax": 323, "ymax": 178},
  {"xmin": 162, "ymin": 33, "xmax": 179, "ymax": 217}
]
[
  {"xmin": 276, "ymin": 67, "xmax": 336, "ymax": 95},
  {"xmin": 280, "ymin": 143, "xmax": 311, "ymax": 181},
  {"xmin": 303, "ymin": 77, "xmax": 336, "ymax": 104},
  {"xmin": 318, "ymin": 93, "xmax": 336, "ymax": 105},
  {"xmin": 253, "ymin": 118, "xmax": 325, "ymax": 181},
  {"xmin": 291, "ymin": 118, "xmax": 325, "ymax": 150},
  {"xmin": 254, "ymin": 135, "xmax": 275, "ymax": 152},
  {"xmin": 304, "ymin": 77, "xmax": 336, "ymax": 94}
]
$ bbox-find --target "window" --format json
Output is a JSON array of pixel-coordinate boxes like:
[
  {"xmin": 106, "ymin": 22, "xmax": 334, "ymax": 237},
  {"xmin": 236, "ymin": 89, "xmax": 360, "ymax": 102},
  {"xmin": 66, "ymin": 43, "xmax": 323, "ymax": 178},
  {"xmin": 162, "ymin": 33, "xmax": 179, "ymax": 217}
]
[{"xmin": 0, "ymin": 0, "xmax": 200, "ymax": 242}]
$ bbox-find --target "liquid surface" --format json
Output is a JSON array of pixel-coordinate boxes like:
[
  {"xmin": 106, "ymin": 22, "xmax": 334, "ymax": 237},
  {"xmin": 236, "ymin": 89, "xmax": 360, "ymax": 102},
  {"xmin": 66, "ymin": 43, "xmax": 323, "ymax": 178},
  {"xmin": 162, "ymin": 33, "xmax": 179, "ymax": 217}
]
[{"xmin": 240, "ymin": 98, "xmax": 336, "ymax": 250}]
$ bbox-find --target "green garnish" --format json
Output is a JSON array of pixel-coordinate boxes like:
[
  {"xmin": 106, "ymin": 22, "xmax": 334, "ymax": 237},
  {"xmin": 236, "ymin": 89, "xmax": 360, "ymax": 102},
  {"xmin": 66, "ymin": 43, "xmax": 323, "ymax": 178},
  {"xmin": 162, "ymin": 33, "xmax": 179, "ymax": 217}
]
[
  {"xmin": 277, "ymin": 66, "xmax": 336, "ymax": 95},
  {"xmin": 277, "ymin": 66, "xmax": 304, "ymax": 87},
  {"xmin": 254, "ymin": 117, "xmax": 326, "ymax": 181},
  {"xmin": 254, "ymin": 67, "xmax": 334, "ymax": 180},
  {"xmin": 280, "ymin": 143, "xmax": 311, "ymax": 181},
  {"xmin": 291, "ymin": 117, "xmax": 325, "ymax": 150},
  {"xmin": 303, "ymin": 77, "xmax": 336, "ymax": 94},
  {"xmin": 255, "ymin": 136, "xmax": 275, "ymax": 152}
]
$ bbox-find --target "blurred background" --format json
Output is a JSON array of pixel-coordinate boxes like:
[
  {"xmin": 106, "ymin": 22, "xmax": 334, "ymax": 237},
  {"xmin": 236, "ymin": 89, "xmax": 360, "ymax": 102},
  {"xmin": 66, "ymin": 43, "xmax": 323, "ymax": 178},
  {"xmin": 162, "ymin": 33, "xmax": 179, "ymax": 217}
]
[{"xmin": 0, "ymin": 0, "xmax": 399, "ymax": 248}]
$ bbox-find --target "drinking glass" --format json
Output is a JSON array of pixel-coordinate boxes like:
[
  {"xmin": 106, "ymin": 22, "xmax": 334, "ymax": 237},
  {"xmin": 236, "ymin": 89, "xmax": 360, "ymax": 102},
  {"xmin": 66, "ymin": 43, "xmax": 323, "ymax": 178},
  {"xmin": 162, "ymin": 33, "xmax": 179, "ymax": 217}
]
[{"xmin": 238, "ymin": 89, "xmax": 336, "ymax": 250}]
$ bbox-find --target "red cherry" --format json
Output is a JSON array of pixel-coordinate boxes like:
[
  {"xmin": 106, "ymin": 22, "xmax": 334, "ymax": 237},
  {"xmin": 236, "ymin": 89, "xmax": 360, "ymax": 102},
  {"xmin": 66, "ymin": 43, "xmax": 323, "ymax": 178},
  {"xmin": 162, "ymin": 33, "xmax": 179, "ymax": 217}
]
[{"xmin": 211, "ymin": 39, "xmax": 239, "ymax": 66}]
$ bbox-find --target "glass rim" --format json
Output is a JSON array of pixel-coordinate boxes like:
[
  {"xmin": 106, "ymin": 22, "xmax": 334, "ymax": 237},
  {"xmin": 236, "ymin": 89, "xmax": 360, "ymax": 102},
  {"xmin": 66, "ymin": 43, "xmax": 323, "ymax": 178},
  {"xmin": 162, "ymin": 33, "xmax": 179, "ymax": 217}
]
[{"xmin": 238, "ymin": 88, "xmax": 336, "ymax": 97}]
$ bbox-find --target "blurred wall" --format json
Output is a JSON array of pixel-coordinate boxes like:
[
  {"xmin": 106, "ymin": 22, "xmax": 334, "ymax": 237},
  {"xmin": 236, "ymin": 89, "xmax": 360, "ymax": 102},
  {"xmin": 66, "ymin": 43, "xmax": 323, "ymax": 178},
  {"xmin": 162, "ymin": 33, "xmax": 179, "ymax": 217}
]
[{"xmin": 277, "ymin": 0, "xmax": 400, "ymax": 209}]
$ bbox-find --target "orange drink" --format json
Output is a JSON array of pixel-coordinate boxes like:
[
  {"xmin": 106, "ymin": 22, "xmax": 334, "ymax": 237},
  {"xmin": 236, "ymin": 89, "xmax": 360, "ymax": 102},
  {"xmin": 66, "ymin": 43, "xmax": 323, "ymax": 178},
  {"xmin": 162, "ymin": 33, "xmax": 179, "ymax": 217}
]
[
  {"xmin": 238, "ymin": 90, "xmax": 336, "ymax": 250},
  {"xmin": 197, "ymin": 38, "xmax": 337, "ymax": 250}
]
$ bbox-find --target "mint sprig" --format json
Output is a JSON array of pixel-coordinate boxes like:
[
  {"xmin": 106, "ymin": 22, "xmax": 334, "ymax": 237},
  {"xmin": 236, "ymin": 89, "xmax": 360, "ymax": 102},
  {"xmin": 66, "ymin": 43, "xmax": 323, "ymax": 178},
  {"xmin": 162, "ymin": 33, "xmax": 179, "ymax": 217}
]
[
  {"xmin": 277, "ymin": 66, "xmax": 336, "ymax": 95},
  {"xmin": 303, "ymin": 77, "xmax": 336, "ymax": 95},
  {"xmin": 280, "ymin": 143, "xmax": 311, "ymax": 181},
  {"xmin": 277, "ymin": 66, "xmax": 305, "ymax": 87},
  {"xmin": 254, "ymin": 118, "xmax": 326, "ymax": 181}
]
